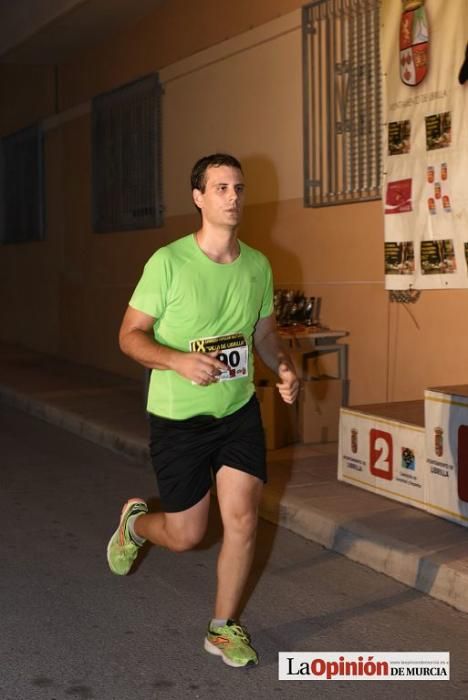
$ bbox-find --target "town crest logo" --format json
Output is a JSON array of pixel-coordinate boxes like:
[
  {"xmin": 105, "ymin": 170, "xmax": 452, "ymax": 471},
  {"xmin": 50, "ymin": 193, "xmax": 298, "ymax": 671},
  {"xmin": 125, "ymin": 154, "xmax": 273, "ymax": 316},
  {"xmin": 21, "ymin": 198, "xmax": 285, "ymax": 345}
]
[{"xmin": 399, "ymin": 0, "xmax": 429, "ymax": 86}]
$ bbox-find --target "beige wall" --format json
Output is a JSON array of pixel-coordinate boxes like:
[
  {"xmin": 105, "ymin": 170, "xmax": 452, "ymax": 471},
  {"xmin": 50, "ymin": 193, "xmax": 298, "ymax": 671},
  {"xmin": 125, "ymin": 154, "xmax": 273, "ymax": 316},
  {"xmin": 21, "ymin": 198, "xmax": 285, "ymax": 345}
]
[
  {"xmin": 57, "ymin": 0, "xmax": 302, "ymax": 110},
  {"xmin": 0, "ymin": 0, "xmax": 467, "ymax": 407}
]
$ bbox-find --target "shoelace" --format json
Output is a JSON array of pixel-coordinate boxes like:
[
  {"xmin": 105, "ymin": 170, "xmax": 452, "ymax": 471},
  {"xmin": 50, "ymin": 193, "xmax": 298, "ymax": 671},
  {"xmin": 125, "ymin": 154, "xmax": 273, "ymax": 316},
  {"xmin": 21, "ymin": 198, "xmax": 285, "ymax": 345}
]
[{"xmin": 228, "ymin": 623, "xmax": 250, "ymax": 643}]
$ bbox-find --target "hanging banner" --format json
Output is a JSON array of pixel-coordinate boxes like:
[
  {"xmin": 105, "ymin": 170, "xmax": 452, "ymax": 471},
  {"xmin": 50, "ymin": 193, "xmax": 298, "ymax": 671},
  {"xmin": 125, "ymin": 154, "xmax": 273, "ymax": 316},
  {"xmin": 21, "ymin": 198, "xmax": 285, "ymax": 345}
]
[{"xmin": 381, "ymin": 0, "xmax": 468, "ymax": 289}]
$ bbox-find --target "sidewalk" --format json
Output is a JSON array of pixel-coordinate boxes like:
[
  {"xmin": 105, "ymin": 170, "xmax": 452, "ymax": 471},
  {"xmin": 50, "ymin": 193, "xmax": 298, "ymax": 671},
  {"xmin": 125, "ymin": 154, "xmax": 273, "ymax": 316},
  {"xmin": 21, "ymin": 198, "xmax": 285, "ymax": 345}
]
[{"xmin": 2, "ymin": 340, "xmax": 468, "ymax": 615}]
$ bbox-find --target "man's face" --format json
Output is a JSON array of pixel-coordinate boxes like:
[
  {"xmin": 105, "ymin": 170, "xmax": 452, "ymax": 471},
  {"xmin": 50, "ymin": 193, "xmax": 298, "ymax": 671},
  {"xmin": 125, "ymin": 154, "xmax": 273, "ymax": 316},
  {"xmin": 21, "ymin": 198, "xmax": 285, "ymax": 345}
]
[{"xmin": 193, "ymin": 165, "xmax": 245, "ymax": 229}]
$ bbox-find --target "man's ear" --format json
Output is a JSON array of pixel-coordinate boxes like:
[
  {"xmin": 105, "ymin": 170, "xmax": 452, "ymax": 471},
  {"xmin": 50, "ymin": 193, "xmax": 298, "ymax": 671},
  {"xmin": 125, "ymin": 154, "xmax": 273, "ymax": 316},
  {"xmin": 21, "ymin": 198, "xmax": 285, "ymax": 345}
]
[{"xmin": 192, "ymin": 189, "xmax": 203, "ymax": 209}]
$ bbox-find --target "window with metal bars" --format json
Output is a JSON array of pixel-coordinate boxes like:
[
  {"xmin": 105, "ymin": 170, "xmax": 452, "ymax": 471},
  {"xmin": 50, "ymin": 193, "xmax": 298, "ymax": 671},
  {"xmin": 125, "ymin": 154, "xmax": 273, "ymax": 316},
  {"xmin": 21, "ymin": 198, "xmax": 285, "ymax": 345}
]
[
  {"xmin": 92, "ymin": 73, "xmax": 163, "ymax": 233},
  {"xmin": 302, "ymin": 0, "xmax": 382, "ymax": 207},
  {"xmin": 0, "ymin": 124, "xmax": 45, "ymax": 244}
]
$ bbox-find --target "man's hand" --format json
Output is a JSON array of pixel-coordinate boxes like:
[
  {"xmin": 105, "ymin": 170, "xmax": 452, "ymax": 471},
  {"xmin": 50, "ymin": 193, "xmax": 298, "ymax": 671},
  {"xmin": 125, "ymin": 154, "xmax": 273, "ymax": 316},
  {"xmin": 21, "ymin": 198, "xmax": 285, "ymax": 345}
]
[
  {"xmin": 276, "ymin": 361, "xmax": 300, "ymax": 404},
  {"xmin": 173, "ymin": 351, "xmax": 228, "ymax": 386}
]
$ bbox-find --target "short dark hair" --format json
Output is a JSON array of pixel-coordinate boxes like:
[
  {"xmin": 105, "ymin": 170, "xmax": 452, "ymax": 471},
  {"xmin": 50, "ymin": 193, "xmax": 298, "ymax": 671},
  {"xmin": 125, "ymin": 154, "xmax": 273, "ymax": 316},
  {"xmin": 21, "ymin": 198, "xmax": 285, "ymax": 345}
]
[{"xmin": 191, "ymin": 153, "xmax": 243, "ymax": 193}]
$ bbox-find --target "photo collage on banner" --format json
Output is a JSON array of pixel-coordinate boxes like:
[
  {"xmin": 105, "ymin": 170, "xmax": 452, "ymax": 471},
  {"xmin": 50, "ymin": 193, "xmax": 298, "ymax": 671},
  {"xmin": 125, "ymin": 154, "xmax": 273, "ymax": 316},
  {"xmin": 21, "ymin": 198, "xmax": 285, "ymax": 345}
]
[{"xmin": 381, "ymin": 0, "xmax": 468, "ymax": 289}]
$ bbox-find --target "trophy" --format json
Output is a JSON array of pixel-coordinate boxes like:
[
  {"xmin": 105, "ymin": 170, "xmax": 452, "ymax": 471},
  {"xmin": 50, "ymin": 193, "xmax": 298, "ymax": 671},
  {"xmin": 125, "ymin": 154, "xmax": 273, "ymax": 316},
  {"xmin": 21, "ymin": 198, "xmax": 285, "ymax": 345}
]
[{"xmin": 274, "ymin": 289, "xmax": 321, "ymax": 327}]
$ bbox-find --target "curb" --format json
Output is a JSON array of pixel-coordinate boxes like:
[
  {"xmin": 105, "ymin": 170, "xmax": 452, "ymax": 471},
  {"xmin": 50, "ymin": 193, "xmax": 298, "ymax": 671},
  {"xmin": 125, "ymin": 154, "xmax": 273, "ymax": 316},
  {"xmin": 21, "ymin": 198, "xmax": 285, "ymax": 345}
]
[
  {"xmin": 260, "ymin": 488, "xmax": 468, "ymax": 614},
  {"xmin": 3, "ymin": 384, "xmax": 468, "ymax": 614},
  {"xmin": 0, "ymin": 386, "xmax": 149, "ymax": 465}
]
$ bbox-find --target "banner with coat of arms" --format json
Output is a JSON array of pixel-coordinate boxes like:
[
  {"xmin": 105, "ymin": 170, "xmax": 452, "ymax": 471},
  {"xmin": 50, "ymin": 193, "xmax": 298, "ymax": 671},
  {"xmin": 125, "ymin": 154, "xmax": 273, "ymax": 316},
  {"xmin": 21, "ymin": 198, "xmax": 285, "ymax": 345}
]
[{"xmin": 381, "ymin": 0, "xmax": 468, "ymax": 289}]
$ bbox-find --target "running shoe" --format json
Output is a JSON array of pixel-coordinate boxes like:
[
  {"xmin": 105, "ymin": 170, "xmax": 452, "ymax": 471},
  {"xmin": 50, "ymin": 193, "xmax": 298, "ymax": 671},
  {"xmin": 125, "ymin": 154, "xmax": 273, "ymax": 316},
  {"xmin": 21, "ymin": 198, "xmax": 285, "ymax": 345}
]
[
  {"xmin": 106, "ymin": 498, "xmax": 148, "ymax": 575},
  {"xmin": 204, "ymin": 619, "xmax": 258, "ymax": 667}
]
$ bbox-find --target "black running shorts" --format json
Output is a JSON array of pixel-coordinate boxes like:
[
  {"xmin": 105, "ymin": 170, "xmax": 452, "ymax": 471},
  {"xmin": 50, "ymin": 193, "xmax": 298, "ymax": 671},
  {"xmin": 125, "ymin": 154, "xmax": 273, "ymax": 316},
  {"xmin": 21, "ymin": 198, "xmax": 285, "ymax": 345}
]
[{"xmin": 148, "ymin": 394, "xmax": 266, "ymax": 513}]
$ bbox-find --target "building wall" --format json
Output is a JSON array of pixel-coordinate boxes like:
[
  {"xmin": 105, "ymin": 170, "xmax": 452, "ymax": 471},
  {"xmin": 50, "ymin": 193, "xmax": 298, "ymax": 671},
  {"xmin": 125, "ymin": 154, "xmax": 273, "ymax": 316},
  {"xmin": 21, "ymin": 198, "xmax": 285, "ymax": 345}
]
[
  {"xmin": 0, "ymin": 1, "xmax": 467, "ymax": 406},
  {"xmin": 0, "ymin": 63, "xmax": 55, "ymax": 135}
]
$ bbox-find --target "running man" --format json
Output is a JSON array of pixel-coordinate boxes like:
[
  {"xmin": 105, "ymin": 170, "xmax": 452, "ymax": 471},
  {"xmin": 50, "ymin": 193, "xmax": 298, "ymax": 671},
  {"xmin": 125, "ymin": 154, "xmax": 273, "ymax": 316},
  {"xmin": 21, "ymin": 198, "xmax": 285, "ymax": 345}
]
[{"xmin": 107, "ymin": 153, "xmax": 299, "ymax": 667}]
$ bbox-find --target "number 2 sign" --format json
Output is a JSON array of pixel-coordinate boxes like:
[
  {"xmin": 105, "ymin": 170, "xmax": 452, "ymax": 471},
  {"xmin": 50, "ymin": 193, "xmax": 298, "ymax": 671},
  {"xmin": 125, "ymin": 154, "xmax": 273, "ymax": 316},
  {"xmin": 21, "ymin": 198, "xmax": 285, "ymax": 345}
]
[{"xmin": 369, "ymin": 429, "xmax": 393, "ymax": 481}]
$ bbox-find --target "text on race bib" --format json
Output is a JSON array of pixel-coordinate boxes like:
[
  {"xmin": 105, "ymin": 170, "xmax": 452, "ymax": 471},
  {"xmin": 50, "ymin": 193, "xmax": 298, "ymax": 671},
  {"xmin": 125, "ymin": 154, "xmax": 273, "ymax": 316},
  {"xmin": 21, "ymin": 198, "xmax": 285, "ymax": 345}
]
[{"xmin": 189, "ymin": 332, "xmax": 249, "ymax": 381}]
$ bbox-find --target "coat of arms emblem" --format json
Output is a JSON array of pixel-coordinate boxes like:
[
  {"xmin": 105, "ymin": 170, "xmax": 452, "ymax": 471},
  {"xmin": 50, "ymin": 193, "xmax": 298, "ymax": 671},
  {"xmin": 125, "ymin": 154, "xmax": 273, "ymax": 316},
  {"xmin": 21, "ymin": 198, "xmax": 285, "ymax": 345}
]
[
  {"xmin": 400, "ymin": 0, "xmax": 429, "ymax": 86},
  {"xmin": 351, "ymin": 429, "xmax": 358, "ymax": 454}
]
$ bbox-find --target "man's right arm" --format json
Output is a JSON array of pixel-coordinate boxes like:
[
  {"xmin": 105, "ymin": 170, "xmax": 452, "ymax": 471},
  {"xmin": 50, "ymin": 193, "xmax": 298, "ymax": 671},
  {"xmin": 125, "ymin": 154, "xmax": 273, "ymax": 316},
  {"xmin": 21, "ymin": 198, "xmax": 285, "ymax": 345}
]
[{"xmin": 119, "ymin": 306, "xmax": 227, "ymax": 386}]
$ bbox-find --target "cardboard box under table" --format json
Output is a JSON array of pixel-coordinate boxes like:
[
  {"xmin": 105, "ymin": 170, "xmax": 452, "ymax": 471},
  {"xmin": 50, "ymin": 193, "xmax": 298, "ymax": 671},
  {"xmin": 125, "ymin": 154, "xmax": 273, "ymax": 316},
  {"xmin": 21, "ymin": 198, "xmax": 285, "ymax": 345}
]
[
  {"xmin": 280, "ymin": 326, "xmax": 349, "ymax": 444},
  {"xmin": 256, "ymin": 383, "xmax": 297, "ymax": 450},
  {"xmin": 300, "ymin": 378, "xmax": 342, "ymax": 444}
]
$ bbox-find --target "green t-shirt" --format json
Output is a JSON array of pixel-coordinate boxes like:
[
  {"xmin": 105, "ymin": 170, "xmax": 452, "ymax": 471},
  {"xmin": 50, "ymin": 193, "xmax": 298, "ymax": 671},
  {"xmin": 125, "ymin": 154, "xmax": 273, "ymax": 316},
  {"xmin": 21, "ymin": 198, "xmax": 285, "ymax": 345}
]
[{"xmin": 129, "ymin": 233, "xmax": 273, "ymax": 419}]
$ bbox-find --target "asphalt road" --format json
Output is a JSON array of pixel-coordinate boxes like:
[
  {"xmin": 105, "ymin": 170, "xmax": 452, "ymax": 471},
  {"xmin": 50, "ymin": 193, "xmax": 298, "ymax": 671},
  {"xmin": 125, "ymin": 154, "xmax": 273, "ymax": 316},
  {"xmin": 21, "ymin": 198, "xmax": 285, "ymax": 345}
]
[{"xmin": 2, "ymin": 403, "xmax": 468, "ymax": 700}]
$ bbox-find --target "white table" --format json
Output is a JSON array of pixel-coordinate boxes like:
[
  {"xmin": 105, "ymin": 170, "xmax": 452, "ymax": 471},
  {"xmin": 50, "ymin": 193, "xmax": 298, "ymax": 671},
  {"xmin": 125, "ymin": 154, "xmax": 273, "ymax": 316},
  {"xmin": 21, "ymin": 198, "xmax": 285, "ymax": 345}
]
[{"xmin": 278, "ymin": 327, "xmax": 349, "ymax": 406}]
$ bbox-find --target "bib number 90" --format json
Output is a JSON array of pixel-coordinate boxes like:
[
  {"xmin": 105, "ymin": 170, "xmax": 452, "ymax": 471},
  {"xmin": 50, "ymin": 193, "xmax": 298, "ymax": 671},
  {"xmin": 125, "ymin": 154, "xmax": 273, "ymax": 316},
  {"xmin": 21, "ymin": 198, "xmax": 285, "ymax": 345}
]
[
  {"xmin": 190, "ymin": 333, "xmax": 248, "ymax": 382},
  {"xmin": 218, "ymin": 350, "xmax": 241, "ymax": 368}
]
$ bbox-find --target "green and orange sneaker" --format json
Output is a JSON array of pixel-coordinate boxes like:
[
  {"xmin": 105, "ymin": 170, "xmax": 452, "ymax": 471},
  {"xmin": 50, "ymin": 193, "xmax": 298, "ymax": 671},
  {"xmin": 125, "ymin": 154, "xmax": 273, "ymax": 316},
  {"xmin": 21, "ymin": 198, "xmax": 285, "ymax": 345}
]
[
  {"xmin": 204, "ymin": 620, "xmax": 258, "ymax": 667},
  {"xmin": 106, "ymin": 498, "xmax": 148, "ymax": 575}
]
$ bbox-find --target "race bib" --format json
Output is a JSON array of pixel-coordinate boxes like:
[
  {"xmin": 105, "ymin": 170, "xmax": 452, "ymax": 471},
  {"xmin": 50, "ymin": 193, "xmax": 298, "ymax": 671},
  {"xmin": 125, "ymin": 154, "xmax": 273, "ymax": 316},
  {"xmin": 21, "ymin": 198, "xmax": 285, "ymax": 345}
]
[{"xmin": 189, "ymin": 332, "xmax": 249, "ymax": 381}]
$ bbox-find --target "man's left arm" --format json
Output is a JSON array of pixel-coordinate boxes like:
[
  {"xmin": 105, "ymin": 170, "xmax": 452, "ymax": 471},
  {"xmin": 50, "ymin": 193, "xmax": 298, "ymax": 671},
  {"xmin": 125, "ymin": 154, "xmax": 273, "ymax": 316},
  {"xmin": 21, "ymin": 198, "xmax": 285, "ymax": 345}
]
[{"xmin": 253, "ymin": 314, "xmax": 300, "ymax": 405}]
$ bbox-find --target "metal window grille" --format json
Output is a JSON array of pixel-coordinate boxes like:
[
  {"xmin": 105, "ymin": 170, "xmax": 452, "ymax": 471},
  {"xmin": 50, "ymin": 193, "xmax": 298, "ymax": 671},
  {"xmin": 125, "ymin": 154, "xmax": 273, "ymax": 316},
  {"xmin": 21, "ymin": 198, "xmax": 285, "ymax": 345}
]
[
  {"xmin": 92, "ymin": 74, "xmax": 163, "ymax": 233},
  {"xmin": 0, "ymin": 124, "xmax": 45, "ymax": 244},
  {"xmin": 303, "ymin": 0, "xmax": 382, "ymax": 207}
]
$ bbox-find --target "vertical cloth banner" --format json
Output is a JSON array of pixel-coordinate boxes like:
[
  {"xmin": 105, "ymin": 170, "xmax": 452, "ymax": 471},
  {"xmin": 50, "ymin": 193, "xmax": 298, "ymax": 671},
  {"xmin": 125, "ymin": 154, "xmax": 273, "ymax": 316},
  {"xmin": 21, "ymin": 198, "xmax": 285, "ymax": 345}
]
[{"xmin": 381, "ymin": 0, "xmax": 468, "ymax": 290}]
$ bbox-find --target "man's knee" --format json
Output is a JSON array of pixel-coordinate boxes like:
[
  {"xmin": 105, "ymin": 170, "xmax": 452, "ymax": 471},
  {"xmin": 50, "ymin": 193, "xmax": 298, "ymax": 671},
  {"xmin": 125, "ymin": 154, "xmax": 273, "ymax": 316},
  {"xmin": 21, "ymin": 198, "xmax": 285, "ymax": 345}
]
[
  {"xmin": 163, "ymin": 492, "xmax": 210, "ymax": 552},
  {"xmin": 166, "ymin": 527, "xmax": 205, "ymax": 552},
  {"xmin": 224, "ymin": 508, "xmax": 259, "ymax": 540}
]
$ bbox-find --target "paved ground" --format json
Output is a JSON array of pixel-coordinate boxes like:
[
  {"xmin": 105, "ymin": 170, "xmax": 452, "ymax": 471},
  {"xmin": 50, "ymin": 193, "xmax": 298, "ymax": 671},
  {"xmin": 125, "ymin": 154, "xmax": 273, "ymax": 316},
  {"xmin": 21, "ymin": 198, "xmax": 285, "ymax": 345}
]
[
  {"xmin": 3, "ymin": 404, "xmax": 468, "ymax": 700},
  {"xmin": 1, "ymin": 339, "xmax": 468, "ymax": 619}
]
